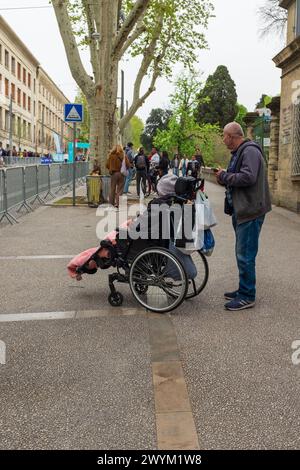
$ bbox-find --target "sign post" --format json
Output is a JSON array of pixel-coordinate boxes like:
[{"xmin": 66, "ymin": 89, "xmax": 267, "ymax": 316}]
[
  {"xmin": 73, "ymin": 122, "xmax": 77, "ymax": 206},
  {"xmin": 64, "ymin": 103, "xmax": 83, "ymax": 206}
]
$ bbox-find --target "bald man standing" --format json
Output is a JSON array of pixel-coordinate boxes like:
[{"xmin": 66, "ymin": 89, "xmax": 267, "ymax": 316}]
[{"xmin": 216, "ymin": 122, "xmax": 271, "ymax": 311}]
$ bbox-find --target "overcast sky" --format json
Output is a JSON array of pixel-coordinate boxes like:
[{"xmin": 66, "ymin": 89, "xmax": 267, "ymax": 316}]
[{"xmin": 0, "ymin": 0, "xmax": 284, "ymax": 123}]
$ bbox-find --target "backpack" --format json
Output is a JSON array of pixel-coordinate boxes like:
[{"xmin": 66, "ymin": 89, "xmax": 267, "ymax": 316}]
[{"xmin": 136, "ymin": 154, "xmax": 146, "ymax": 170}]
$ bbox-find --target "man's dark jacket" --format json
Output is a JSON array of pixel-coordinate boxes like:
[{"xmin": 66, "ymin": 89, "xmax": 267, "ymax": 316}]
[{"xmin": 218, "ymin": 140, "xmax": 272, "ymax": 224}]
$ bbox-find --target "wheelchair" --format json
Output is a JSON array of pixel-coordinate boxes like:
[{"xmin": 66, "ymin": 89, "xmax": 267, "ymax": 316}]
[{"xmin": 76, "ymin": 177, "xmax": 209, "ymax": 313}]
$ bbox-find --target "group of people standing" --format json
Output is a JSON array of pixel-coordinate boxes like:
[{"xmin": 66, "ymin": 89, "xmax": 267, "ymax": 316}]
[
  {"xmin": 105, "ymin": 143, "xmax": 206, "ymax": 207},
  {"xmin": 171, "ymin": 149, "xmax": 205, "ymax": 178},
  {"xmin": 106, "ymin": 142, "xmax": 204, "ymax": 207}
]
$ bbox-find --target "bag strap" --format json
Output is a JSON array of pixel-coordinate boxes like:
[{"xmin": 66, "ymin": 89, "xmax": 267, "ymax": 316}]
[{"xmin": 234, "ymin": 141, "xmax": 264, "ymax": 171}]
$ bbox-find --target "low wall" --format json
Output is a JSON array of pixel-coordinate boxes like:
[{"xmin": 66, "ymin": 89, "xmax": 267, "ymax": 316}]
[{"xmin": 201, "ymin": 168, "xmax": 218, "ymax": 184}]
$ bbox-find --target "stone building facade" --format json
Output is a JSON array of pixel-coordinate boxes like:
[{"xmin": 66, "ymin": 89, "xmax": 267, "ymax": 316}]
[
  {"xmin": 270, "ymin": 0, "xmax": 300, "ymax": 212},
  {"xmin": 0, "ymin": 16, "xmax": 72, "ymax": 155}
]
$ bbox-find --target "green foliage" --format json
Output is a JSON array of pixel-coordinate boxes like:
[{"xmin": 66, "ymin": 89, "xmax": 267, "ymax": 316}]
[
  {"xmin": 211, "ymin": 133, "xmax": 231, "ymax": 169},
  {"xmin": 125, "ymin": 0, "xmax": 213, "ymax": 76},
  {"xmin": 235, "ymin": 103, "xmax": 248, "ymax": 132},
  {"xmin": 66, "ymin": 0, "xmax": 214, "ymax": 76},
  {"xmin": 140, "ymin": 108, "xmax": 173, "ymax": 151},
  {"xmin": 256, "ymin": 94, "xmax": 272, "ymax": 109},
  {"xmin": 129, "ymin": 115, "xmax": 144, "ymax": 149},
  {"xmin": 123, "ymin": 115, "xmax": 144, "ymax": 149},
  {"xmin": 75, "ymin": 88, "xmax": 90, "ymax": 142},
  {"xmin": 195, "ymin": 65, "xmax": 238, "ymax": 128},
  {"xmin": 154, "ymin": 70, "xmax": 221, "ymax": 165}
]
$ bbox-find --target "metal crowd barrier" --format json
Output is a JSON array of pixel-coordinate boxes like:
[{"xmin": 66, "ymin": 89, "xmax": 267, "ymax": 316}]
[
  {"xmin": 0, "ymin": 162, "xmax": 90, "ymax": 225},
  {"xmin": 3, "ymin": 156, "xmax": 42, "ymax": 166}
]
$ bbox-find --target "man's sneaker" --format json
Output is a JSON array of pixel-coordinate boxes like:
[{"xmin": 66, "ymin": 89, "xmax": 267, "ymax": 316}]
[
  {"xmin": 225, "ymin": 298, "xmax": 255, "ymax": 311},
  {"xmin": 224, "ymin": 290, "xmax": 239, "ymax": 300}
]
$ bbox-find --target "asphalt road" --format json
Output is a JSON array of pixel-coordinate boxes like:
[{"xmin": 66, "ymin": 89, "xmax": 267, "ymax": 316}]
[{"xmin": 0, "ymin": 182, "xmax": 299, "ymax": 449}]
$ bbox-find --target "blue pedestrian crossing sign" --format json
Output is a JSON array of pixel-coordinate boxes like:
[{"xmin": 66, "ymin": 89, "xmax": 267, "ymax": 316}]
[{"xmin": 64, "ymin": 103, "xmax": 83, "ymax": 122}]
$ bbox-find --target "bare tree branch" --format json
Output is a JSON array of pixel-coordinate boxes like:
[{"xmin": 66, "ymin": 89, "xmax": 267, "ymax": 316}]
[
  {"xmin": 258, "ymin": 0, "xmax": 288, "ymax": 38},
  {"xmin": 118, "ymin": 21, "xmax": 147, "ymax": 59},
  {"xmin": 113, "ymin": 0, "xmax": 151, "ymax": 58},
  {"xmin": 52, "ymin": 0, "xmax": 94, "ymax": 96},
  {"xmin": 119, "ymin": 63, "xmax": 161, "ymax": 132},
  {"xmin": 82, "ymin": 0, "xmax": 99, "ymax": 82},
  {"xmin": 119, "ymin": 18, "xmax": 172, "ymax": 131}
]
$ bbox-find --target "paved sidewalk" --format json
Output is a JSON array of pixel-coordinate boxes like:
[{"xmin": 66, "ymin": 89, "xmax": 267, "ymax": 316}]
[{"xmin": 0, "ymin": 182, "xmax": 299, "ymax": 449}]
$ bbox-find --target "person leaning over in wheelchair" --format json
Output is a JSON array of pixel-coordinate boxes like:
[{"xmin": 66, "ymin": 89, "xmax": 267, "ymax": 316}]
[{"xmin": 68, "ymin": 174, "xmax": 198, "ymax": 280}]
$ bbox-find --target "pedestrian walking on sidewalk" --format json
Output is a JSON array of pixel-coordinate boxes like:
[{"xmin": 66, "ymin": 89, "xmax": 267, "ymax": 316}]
[
  {"xmin": 216, "ymin": 122, "xmax": 271, "ymax": 311},
  {"xmin": 134, "ymin": 147, "xmax": 149, "ymax": 197},
  {"xmin": 106, "ymin": 145, "xmax": 130, "ymax": 208},
  {"xmin": 123, "ymin": 142, "xmax": 135, "ymax": 194},
  {"xmin": 159, "ymin": 151, "xmax": 170, "ymax": 176}
]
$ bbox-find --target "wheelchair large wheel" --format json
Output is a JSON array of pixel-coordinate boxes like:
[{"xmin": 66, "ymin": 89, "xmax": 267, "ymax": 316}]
[
  {"xmin": 185, "ymin": 250, "xmax": 209, "ymax": 299},
  {"xmin": 129, "ymin": 247, "xmax": 188, "ymax": 313}
]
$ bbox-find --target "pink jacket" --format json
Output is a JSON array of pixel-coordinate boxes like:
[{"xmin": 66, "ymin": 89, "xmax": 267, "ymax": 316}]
[{"xmin": 67, "ymin": 220, "xmax": 131, "ymax": 280}]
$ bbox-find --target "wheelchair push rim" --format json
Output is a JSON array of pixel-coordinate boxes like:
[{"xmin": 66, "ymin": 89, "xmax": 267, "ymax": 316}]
[{"xmin": 129, "ymin": 247, "xmax": 188, "ymax": 313}]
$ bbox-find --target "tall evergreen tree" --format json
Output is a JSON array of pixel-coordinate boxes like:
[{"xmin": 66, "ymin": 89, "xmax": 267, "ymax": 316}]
[
  {"xmin": 195, "ymin": 65, "xmax": 238, "ymax": 129},
  {"xmin": 140, "ymin": 108, "xmax": 172, "ymax": 151}
]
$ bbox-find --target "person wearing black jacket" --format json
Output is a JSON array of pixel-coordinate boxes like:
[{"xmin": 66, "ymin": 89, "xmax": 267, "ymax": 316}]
[
  {"xmin": 194, "ymin": 147, "xmax": 205, "ymax": 168},
  {"xmin": 134, "ymin": 147, "xmax": 149, "ymax": 196},
  {"xmin": 0, "ymin": 142, "xmax": 7, "ymax": 157},
  {"xmin": 159, "ymin": 151, "xmax": 170, "ymax": 176},
  {"xmin": 187, "ymin": 155, "xmax": 200, "ymax": 178}
]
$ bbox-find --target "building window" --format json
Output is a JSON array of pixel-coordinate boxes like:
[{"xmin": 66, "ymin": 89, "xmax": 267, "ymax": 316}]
[
  {"xmin": 0, "ymin": 44, "xmax": 2, "ymax": 64},
  {"xmin": 23, "ymin": 120, "xmax": 26, "ymax": 139},
  {"xmin": 23, "ymin": 92, "xmax": 26, "ymax": 109},
  {"xmin": 17, "ymin": 88, "xmax": 21, "ymax": 106},
  {"xmin": 28, "ymin": 123, "xmax": 31, "ymax": 141},
  {"xmin": 11, "ymin": 56, "xmax": 16, "ymax": 75},
  {"xmin": 28, "ymin": 72, "xmax": 31, "ymax": 89},
  {"xmin": 12, "ymin": 114, "xmax": 16, "ymax": 135},
  {"xmin": 33, "ymin": 78, "xmax": 36, "ymax": 93},
  {"xmin": 0, "ymin": 107, "xmax": 2, "ymax": 129},
  {"xmin": 17, "ymin": 62, "xmax": 21, "ymax": 80},
  {"xmin": 292, "ymin": 103, "xmax": 300, "ymax": 176},
  {"xmin": 0, "ymin": 74, "xmax": 2, "ymax": 94},
  {"xmin": 11, "ymin": 83, "xmax": 15, "ymax": 101},
  {"xmin": 5, "ymin": 78, "xmax": 9, "ymax": 97},
  {"xmin": 28, "ymin": 96, "xmax": 31, "ymax": 112},
  {"xmin": 23, "ymin": 67, "xmax": 26, "ymax": 84},
  {"xmin": 33, "ymin": 101, "xmax": 36, "ymax": 116},
  {"xmin": 17, "ymin": 117, "xmax": 21, "ymax": 138},
  {"xmin": 5, "ymin": 110, "xmax": 9, "ymax": 130},
  {"xmin": 5, "ymin": 50, "xmax": 9, "ymax": 69}
]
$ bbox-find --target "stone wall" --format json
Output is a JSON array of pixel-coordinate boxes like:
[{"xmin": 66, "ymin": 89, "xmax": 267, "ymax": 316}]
[{"xmin": 273, "ymin": 40, "xmax": 300, "ymax": 212}]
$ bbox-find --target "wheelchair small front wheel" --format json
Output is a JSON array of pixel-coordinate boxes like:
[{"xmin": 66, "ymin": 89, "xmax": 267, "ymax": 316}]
[{"xmin": 108, "ymin": 292, "xmax": 124, "ymax": 307}]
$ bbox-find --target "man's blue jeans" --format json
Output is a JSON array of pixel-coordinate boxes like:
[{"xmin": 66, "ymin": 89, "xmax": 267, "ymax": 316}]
[
  {"xmin": 124, "ymin": 167, "xmax": 133, "ymax": 193},
  {"xmin": 232, "ymin": 214, "xmax": 265, "ymax": 301}
]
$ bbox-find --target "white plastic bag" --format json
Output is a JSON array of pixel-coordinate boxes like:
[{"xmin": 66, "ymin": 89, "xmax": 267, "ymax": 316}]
[
  {"xmin": 121, "ymin": 157, "xmax": 128, "ymax": 177},
  {"xmin": 174, "ymin": 202, "xmax": 204, "ymax": 254},
  {"xmin": 197, "ymin": 191, "xmax": 217, "ymax": 230},
  {"xmin": 174, "ymin": 191, "xmax": 217, "ymax": 254}
]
